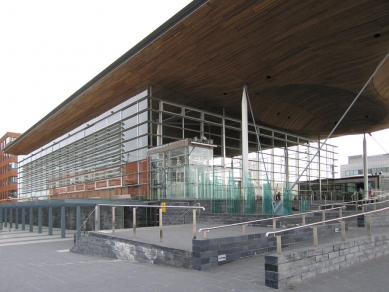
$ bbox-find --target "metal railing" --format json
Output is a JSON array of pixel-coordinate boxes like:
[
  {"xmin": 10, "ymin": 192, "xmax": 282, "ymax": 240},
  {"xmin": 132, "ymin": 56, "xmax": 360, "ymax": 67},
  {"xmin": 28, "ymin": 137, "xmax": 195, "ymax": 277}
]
[
  {"xmin": 170, "ymin": 203, "xmax": 202, "ymax": 225},
  {"xmin": 319, "ymin": 195, "xmax": 389, "ymax": 211},
  {"xmin": 198, "ymin": 206, "xmax": 346, "ymax": 239},
  {"xmin": 73, "ymin": 204, "xmax": 205, "ymax": 244},
  {"xmin": 266, "ymin": 202, "xmax": 389, "ymax": 254},
  {"xmin": 73, "ymin": 208, "xmax": 96, "ymax": 243}
]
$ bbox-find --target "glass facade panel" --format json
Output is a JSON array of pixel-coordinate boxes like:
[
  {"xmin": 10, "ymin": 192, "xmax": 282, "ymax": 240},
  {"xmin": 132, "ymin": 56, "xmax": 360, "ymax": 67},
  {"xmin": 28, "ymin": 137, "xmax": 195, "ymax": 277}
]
[{"xmin": 17, "ymin": 85, "xmax": 337, "ymax": 210}]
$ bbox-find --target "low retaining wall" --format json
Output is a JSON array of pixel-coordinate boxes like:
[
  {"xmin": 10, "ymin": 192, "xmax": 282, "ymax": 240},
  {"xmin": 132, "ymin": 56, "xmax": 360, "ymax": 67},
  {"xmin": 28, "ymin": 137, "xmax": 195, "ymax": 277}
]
[
  {"xmin": 193, "ymin": 223, "xmax": 341, "ymax": 271},
  {"xmin": 265, "ymin": 234, "xmax": 389, "ymax": 289},
  {"xmin": 71, "ymin": 232, "xmax": 192, "ymax": 269}
]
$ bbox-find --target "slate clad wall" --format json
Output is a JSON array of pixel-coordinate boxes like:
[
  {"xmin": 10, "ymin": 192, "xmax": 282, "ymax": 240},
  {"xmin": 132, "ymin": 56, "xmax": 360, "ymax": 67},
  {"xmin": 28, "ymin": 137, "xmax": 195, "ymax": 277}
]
[
  {"xmin": 71, "ymin": 232, "xmax": 192, "ymax": 269},
  {"xmin": 265, "ymin": 235, "xmax": 389, "ymax": 289},
  {"xmin": 192, "ymin": 223, "xmax": 342, "ymax": 271}
]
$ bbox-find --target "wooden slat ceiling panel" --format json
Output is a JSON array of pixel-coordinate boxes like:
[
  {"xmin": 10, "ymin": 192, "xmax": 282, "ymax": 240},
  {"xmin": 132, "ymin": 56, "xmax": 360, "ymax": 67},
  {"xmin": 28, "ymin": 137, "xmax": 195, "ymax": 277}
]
[{"xmin": 6, "ymin": 0, "xmax": 389, "ymax": 154}]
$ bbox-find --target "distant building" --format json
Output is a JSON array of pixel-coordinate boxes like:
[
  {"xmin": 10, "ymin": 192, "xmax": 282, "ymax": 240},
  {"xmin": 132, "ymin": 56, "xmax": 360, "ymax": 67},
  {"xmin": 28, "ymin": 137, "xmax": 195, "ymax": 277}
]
[
  {"xmin": 340, "ymin": 154, "xmax": 389, "ymax": 191},
  {"xmin": 340, "ymin": 154, "xmax": 389, "ymax": 178},
  {"xmin": 0, "ymin": 132, "xmax": 21, "ymax": 202}
]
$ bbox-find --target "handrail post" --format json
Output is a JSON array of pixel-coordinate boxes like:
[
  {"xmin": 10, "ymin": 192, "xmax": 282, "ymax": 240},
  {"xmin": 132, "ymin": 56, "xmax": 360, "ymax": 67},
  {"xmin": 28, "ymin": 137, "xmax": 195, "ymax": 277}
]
[
  {"xmin": 94, "ymin": 205, "xmax": 100, "ymax": 231},
  {"xmin": 366, "ymin": 215, "xmax": 371, "ymax": 237},
  {"xmin": 362, "ymin": 205, "xmax": 365, "ymax": 213},
  {"xmin": 159, "ymin": 208, "xmax": 163, "ymax": 243},
  {"xmin": 355, "ymin": 201, "xmax": 358, "ymax": 211},
  {"xmin": 112, "ymin": 206, "xmax": 116, "ymax": 235},
  {"xmin": 341, "ymin": 221, "xmax": 346, "ymax": 241},
  {"xmin": 193, "ymin": 209, "xmax": 197, "ymax": 239},
  {"xmin": 203, "ymin": 230, "xmax": 208, "ymax": 239},
  {"xmin": 83, "ymin": 221, "xmax": 86, "ymax": 234},
  {"xmin": 313, "ymin": 227, "xmax": 318, "ymax": 247},
  {"xmin": 374, "ymin": 202, "xmax": 377, "ymax": 211},
  {"xmin": 242, "ymin": 224, "xmax": 246, "ymax": 234},
  {"xmin": 302, "ymin": 214, "xmax": 306, "ymax": 225},
  {"xmin": 276, "ymin": 236, "xmax": 282, "ymax": 254},
  {"xmin": 339, "ymin": 208, "xmax": 342, "ymax": 218},
  {"xmin": 273, "ymin": 219, "xmax": 276, "ymax": 231},
  {"xmin": 322, "ymin": 210, "xmax": 325, "ymax": 224},
  {"xmin": 133, "ymin": 207, "xmax": 137, "ymax": 238}
]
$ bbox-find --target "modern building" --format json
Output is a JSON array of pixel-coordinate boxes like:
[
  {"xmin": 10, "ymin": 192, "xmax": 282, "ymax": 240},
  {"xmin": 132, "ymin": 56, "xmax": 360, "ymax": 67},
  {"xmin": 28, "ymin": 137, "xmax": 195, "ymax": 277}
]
[
  {"xmin": 4, "ymin": 1, "xmax": 389, "ymax": 215},
  {"xmin": 0, "ymin": 132, "xmax": 21, "ymax": 202},
  {"xmin": 341, "ymin": 154, "xmax": 389, "ymax": 178},
  {"xmin": 340, "ymin": 154, "xmax": 389, "ymax": 191}
]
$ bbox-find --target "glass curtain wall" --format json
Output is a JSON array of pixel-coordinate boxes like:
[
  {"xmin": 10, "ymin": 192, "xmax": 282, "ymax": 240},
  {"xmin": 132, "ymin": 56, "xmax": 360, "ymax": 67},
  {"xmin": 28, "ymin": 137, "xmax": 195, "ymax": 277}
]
[{"xmin": 18, "ymin": 83, "xmax": 337, "ymax": 212}]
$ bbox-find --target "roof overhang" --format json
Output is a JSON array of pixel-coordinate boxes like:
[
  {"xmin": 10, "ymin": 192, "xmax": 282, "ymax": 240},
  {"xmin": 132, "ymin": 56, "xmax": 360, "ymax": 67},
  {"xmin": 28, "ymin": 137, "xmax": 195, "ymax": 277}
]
[{"xmin": 5, "ymin": 0, "xmax": 389, "ymax": 155}]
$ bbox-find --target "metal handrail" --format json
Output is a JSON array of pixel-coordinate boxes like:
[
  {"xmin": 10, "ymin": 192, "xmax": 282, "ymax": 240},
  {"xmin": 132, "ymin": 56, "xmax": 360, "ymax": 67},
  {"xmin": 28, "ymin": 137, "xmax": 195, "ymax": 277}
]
[
  {"xmin": 319, "ymin": 196, "xmax": 387, "ymax": 208},
  {"xmin": 198, "ymin": 206, "xmax": 345, "ymax": 238},
  {"xmin": 72, "ymin": 204, "xmax": 206, "ymax": 243},
  {"xmin": 97, "ymin": 204, "xmax": 205, "ymax": 242},
  {"xmin": 74, "ymin": 207, "xmax": 96, "ymax": 243},
  {"xmin": 266, "ymin": 205, "xmax": 389, "ymax": 254},
  {"xmin": 170, "ymin": 203, "xmax": 202, "ymax": 225},
  {"xmin": 265, "ymin": 206, "xmax": 389, "ymax": 238},
  {"xmin": 97, "ymin": 204, "xmax": 205, "ymax": 210},
  {"xmin": 319, "ymin": 196, "xmax": 389, "ymax": 210}
]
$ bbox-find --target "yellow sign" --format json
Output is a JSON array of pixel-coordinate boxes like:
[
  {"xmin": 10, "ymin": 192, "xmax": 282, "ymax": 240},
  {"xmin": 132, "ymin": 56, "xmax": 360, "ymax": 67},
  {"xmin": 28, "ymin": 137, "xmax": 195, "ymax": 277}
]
[{"xmin": 161, "ymin": 202, "xmax": 166, "ymax": 212}]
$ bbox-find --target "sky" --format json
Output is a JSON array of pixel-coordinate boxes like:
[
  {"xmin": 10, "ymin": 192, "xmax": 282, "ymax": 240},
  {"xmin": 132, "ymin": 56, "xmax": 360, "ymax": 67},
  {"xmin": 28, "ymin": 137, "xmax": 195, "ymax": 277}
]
[{"xmin": 1, "ymin": 0, "xmax": 388, "ymax": 174}]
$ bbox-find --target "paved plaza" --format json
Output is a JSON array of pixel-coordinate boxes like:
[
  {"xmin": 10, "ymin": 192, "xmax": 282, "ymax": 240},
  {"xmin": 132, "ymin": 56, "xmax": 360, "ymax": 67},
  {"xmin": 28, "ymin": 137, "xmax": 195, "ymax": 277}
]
[{"xmin": 1, "ymin": 226, "xmax": 389, "ymax": 291}]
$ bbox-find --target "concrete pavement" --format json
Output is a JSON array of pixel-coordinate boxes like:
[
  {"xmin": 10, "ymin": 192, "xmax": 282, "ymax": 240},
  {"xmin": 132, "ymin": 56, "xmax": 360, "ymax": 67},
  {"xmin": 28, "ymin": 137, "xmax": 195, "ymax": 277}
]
[{"xmin": 1, "ymin": 227, "xmax": 389, "ymax": 291}]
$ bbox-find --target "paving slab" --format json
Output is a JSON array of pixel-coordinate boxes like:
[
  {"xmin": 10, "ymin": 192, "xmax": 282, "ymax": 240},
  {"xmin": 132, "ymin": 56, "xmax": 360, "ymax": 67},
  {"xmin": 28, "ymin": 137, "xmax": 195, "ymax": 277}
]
[{"xmin": 2, "ymin": 223, "xmax": 389, "ymax": 291}]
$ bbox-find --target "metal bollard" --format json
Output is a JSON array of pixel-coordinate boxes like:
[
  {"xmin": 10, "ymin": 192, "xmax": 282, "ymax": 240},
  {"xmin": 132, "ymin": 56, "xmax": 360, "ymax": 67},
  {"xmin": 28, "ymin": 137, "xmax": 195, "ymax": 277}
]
[
  {"xmin": 159, "ymin": 208, "xmax": 163, "ymax": 243},
  {"xmin": 313, "ymin": 227, "xmax": 318, "ymax": 247},
  {"xmin": 366, "ymin": 215, "xmax": 371, "ymax": 237},
  {"xmin": 276, "ymin": 236, "xmax": 282, "ymax": 254},
  {"xmin": 112, "ymin": 207, "xmax": 116, "ymax": 235},
  {"xmin": 133, "ymin": 208, "xmax": 137, "ymax": 238},
  {"xmin": 193, "ymin": 210, "xmax": 197, "ymax": 239},
  {"xmin": 341, "ymin": 221, "xmax": 346, "ymax": 242}
]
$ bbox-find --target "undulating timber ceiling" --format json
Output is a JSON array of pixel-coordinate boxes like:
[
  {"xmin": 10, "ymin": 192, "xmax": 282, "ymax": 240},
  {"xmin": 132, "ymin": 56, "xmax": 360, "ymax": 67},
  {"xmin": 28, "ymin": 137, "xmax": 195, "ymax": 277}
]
[{"xmin": 6, "ymin": 0, "xmax": 389, "ymax": 154}]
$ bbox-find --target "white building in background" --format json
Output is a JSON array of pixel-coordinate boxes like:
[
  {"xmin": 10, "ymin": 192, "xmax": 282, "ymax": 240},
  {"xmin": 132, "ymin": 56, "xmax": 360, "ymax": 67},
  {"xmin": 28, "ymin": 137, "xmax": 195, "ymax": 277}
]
[
  {"xmin": 340, "ymin": 154, "xmax": 389, "ymax": 190},
  {"xmin": 340, "ymin": 154, "xmax": 389, "ymax": 177}
]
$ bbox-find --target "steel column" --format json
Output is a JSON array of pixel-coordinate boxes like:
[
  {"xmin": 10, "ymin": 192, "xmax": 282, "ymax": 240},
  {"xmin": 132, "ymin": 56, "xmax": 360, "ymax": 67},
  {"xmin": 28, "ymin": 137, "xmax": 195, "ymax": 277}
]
[
  {"xmin": 61, "ymin": 206, "xmax": 66, "ymax": 238},
  {"xmin": 15, "ymin": 208, "xmax": 18, "ymax": 229},
  {"xmin": 9, "ymin": 209, "xmax": 13, "ymax": 229},
  {"xmin": 76, "ymin": 205, "xmax": 81, "ymax": 241},
  {"xmin": 29, "ymin": 207, "xmax": 33, "ymax": 232},
  {"xmin": 363, "ymin": 134, "xmax": 369, "ymax": 199},
  {"xmin": 38, "ymin": 207, "xmax": 42, "ymax": 233},
  {"xmin": 4, "ymin": 208, "xmax": 7, "ymax": 227},
  {"xmin": 48, "ymin": 206, "xmax": 53, "ymax": 235},
  {"xmin": 241, "ymin": 85, "xmax": 249, "ymax": 199},
  {"xmin": 22, "ymin": 207, "xmax": 25, "ymax": 230}
]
